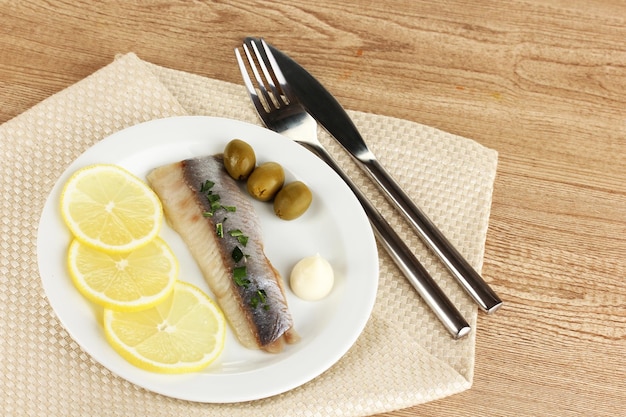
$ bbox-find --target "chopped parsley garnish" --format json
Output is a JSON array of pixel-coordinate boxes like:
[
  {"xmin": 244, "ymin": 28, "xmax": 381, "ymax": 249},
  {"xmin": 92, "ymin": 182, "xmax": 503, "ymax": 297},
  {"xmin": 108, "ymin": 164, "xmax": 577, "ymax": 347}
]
[
  {"xmin": 232, "ymin": 246, "xmax": 244, "ymax": 263},
  {"xmin": 200, "ymin": 180, "xmax": 215, "ymax": 193},
  {"xmin": 200, "ymin": 180, "xmax": 237, "ymax": 216},
  {"xmin": 200, "ymin": 177, "xmax": 266, "ymax": 309},
  {"xmin": 208, "ymin": 194, "xmax": 221, "ymax": 214},
  {"xmin": 233, "ymin": 266, "xmax": 250, "ymax": 288},
  {"xmin": 250, "ymin": 289, "xmax": 269, "ymax": 310},
  {"xmin": 228, "ymin": 229, "xmax": 249, "ymax": 247}
]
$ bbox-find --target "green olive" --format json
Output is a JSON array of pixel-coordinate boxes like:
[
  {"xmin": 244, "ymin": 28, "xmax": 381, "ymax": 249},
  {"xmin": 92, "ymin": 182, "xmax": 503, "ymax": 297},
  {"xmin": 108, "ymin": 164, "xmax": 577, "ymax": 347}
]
[
  {"xmin": 223, "ymin": 139, "xmax": 256, "ymax": 180},
  {"xmin": 273, "ymin": 181, "xmax": 313, "ymax": 220},
  {"xmin": 246, "ymin": 162, "xmax": 285, "ymax": 201}
]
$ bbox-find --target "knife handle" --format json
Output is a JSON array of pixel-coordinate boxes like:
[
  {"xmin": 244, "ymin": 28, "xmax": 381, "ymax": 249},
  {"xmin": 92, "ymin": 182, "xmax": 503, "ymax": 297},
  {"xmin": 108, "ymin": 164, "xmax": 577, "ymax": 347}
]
[
  {"xmin": 301, "ymin": 143, "xmax": 471, "ymax": 339},
  {"xmin": 358, "ymin": 157, "xmax": 503, "ymax": 314}
]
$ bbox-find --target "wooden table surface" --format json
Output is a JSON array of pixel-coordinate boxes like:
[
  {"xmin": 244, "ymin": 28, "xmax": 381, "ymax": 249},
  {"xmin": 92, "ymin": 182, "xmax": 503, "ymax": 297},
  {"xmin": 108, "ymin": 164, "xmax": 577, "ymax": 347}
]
[{"xmin": 2, "ymin": 1, "xmax": 624, "ymax": 416}]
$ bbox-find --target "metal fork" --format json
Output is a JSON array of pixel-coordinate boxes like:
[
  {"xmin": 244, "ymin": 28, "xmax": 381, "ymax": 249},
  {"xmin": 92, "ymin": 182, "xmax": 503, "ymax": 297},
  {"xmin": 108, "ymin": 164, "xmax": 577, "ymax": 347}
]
[{"xmin": 235, "ymin": 38, "xmax": 470, "ymax": 339}]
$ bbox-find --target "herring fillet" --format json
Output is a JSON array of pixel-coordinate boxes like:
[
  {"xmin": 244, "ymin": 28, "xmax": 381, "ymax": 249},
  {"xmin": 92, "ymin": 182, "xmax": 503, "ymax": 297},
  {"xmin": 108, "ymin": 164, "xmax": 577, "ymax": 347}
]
[{"xmin": 147, "ymin": 155, "xmax": 298, "ymax": 352}]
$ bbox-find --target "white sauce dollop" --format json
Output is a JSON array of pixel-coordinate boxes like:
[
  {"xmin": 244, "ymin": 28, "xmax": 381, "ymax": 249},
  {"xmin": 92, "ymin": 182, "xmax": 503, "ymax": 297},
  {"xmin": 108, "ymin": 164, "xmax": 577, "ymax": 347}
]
[{"xmin": 289, "ymin": 254, "xmax": 334, "ymax": 301}]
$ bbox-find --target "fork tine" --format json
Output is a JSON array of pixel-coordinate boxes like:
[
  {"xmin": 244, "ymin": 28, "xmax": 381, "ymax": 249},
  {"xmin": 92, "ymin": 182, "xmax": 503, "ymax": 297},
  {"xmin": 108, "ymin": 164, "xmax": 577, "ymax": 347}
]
[
  {"xmin": 246, "ymin": 38, "xmax": 286, "ymax": 108},
  {"xmin": 243, "ymin": 43, "xmax": 277, "ymax": 112},
  {"xmin": 236, "ymin": 41, "xmax": 277, "ymax": 114},
  {"xmin": 234, "ymin": 46, "xmax": 266, "ymax": 116},
  {"xmin": 257, "ymin": 38, "xmax": 299, "ymax": 106},
  {"xmin": 242, "ymin": 43, "xmax": 274, "ymax": 110}
]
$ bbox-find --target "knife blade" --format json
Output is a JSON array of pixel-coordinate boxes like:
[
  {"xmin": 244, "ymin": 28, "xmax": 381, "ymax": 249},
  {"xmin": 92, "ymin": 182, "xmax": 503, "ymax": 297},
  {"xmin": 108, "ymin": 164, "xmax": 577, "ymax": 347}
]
[{"xmin": 267, "ymin": 42, "xmax": 502, "ymax": 314}]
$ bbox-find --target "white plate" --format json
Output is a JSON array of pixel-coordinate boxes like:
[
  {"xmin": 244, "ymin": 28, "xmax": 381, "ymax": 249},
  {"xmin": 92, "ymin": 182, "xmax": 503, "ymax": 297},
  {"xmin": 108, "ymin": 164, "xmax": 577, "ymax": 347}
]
[{"xmin": 37, "ymin": 116, "xmax": 378, "ymax": 403}]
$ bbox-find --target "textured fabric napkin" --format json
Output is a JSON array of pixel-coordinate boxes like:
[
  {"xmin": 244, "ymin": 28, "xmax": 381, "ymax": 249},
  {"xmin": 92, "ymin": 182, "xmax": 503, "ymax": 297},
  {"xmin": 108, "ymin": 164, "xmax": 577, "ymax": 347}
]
[{"xmin": 0, "ymin": 53, "xmax": 497, "ymax": 416}]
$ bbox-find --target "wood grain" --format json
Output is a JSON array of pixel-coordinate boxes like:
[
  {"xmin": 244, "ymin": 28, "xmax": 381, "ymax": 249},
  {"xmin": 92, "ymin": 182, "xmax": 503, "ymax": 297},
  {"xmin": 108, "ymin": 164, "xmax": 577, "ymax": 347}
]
[{"xmin": 2, "ymin": 1, "xmax": 624, "ymax": 416}]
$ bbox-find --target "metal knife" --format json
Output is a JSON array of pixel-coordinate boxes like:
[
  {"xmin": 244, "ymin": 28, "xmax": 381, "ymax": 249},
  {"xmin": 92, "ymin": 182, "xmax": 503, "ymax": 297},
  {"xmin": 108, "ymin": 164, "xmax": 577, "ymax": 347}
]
[{"xmin": 267, "ymin": 42, "xmax": 503, "ymax": 314}]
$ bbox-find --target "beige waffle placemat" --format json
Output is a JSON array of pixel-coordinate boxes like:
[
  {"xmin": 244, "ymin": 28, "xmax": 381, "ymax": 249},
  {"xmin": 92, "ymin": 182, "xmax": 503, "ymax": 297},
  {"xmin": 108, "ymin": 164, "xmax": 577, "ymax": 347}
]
[{"xmin": 0, "ymin": 53, "xmax": 498, "ymax": 416}]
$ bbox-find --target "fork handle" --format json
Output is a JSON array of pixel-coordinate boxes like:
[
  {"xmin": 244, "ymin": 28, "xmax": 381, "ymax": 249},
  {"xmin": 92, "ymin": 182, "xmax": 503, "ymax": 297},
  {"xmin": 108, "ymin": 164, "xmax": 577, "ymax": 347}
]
[
  {"xmin": 359, "ymin": 157, "xmax": 503, "ymax": 313},
  {"xmin": 301, "ymin": 143, "xmax": 470, "ymax": 339}
]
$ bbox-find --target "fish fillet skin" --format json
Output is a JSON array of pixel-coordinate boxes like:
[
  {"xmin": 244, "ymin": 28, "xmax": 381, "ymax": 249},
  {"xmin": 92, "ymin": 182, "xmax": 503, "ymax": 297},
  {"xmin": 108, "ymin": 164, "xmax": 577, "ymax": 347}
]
[{"xmin": 147, "ymin": 155, "xmax": 298, "ymax": 352}]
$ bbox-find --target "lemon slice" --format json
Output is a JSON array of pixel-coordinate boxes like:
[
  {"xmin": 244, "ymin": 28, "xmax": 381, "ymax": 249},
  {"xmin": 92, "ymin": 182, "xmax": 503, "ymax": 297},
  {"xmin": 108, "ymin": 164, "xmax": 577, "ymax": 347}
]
[
  {"xmin": 103, "ymin": 281, "xmax": 226, "ymax": 373},
  {"xmin": 60, "ymin": 164, "xmax": 162, "ymax": 253},
  {"xmin": 67, "ymin": 237, "xmax": 178, "ymax": 311}
]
